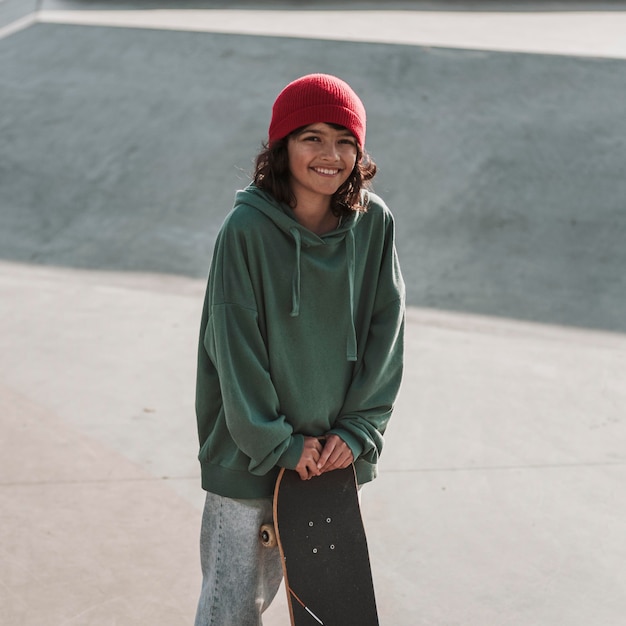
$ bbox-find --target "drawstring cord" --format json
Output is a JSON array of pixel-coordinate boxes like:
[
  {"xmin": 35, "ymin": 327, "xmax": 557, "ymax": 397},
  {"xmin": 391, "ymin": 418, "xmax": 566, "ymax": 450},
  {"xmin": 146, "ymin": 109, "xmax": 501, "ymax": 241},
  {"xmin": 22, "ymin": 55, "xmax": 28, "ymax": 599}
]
[
  {"xmin": 289, "ymin": 228, "xmax": 302, "ymax": 317},
  {"xmin": 288, "ymin": 226, "xmax": 358, "ymax": 361},
  {"xmin": 346, "ymin": 230, "xmax": 358, "ymax": 362}
]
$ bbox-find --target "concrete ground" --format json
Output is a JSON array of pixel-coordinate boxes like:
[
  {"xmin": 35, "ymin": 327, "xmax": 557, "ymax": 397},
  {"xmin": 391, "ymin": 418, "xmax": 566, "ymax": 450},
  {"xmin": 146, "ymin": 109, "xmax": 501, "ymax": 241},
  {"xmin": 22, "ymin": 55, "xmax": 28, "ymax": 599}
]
[{"xmin": 1, "ymin": 2, "xmax": 626, "ymax": 625}]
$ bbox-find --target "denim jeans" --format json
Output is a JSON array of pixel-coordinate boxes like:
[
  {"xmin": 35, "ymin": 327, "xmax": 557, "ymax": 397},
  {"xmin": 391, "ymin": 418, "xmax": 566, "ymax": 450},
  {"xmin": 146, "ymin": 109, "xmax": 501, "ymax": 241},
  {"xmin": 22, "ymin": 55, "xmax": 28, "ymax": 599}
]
[{"xmin": 194, "ymin": 491, "xmax": 283, "ymax": 626}]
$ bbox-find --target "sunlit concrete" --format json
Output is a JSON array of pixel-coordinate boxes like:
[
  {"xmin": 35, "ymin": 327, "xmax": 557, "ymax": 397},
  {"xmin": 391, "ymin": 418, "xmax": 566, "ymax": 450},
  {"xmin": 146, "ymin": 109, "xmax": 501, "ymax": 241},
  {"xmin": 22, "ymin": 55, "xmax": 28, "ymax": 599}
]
[
  {"xmin": 2, "ymin": 262, "xmax": 625, "ymax": 625},
  {"xmin": 34, "ymin": 7, "xmax": 626, "ymax": 59}
]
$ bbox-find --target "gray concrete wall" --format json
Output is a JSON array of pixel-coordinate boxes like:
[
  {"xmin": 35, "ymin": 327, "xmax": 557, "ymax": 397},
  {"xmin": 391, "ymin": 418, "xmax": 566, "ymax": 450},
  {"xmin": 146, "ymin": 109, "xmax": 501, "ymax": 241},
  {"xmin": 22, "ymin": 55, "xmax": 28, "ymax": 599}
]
[
  {"xmin": 2, "ymin": 21, "xmax": 624, "ymax": 333},
  {"xmin": 0, "ymin": 0, "xmax": 37, "ymax": 28}
]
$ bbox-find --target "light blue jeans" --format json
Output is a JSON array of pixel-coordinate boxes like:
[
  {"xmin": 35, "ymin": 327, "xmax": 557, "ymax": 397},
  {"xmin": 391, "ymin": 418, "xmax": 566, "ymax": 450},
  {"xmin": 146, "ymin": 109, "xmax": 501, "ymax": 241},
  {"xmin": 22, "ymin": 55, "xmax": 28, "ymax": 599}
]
[{"xmin": 194, "ymin": 491, "xmax": 283, "ymax": 626}]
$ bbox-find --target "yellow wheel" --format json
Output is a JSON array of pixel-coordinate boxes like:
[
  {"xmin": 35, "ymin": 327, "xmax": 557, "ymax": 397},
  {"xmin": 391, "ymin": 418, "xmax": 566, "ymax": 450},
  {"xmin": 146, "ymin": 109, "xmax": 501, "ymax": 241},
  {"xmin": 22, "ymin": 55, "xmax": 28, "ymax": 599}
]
[{"xmin": 259, "ymin": 523, "xmax": 277, "ymax": 548}]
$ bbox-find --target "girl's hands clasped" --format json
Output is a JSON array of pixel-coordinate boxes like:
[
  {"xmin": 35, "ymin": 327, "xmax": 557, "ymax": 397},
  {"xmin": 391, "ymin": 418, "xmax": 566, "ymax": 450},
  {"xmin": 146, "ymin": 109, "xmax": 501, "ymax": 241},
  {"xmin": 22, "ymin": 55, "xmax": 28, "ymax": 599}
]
[
  {"xmin": 294, "ymin": 436, "xmax": 324, "ymax": 480},
  {"xmin": 317, "ymin": 434, "xmax": 354, "ymax": 473},
  {"xmin": 294, "ymin": 434, "xmax": 354, "ymax": 480}
]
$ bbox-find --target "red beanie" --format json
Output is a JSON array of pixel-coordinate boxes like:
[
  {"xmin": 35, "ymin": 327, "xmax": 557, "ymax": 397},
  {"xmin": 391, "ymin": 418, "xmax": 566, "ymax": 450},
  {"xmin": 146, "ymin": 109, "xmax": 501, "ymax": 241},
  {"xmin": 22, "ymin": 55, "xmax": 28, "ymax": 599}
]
[{"xmin": 268, "ymin": 74, "xmax": 366, "ymax": 147}]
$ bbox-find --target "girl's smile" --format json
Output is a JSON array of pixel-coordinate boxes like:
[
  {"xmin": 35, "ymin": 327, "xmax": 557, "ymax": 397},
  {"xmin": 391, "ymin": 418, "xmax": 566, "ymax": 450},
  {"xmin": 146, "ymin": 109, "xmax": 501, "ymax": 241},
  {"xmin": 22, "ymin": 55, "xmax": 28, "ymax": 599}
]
[{"xmin": 313, "ymin": 167, "xmax": 341, "ymax": 176}]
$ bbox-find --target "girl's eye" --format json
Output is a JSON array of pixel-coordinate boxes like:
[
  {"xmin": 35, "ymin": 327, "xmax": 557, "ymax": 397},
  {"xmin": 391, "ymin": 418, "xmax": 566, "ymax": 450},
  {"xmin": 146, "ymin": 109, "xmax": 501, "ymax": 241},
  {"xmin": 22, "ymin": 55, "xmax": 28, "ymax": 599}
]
[{"xmin": 303, "ymin": 135, "xmax": 320, "ymax": 142}]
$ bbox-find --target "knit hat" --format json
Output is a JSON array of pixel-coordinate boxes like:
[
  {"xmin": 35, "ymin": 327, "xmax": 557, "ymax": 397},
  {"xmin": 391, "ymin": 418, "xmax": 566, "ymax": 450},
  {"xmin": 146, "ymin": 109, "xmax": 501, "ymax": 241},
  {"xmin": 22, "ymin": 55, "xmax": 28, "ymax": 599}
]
[{"xmin": 268, "ymin": 73, "xmax": 366, "ymax": 147}]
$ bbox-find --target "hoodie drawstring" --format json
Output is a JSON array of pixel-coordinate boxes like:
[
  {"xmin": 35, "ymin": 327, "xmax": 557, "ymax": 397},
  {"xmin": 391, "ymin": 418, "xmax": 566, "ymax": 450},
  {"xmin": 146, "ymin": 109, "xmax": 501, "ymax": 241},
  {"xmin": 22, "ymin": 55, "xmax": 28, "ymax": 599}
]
[
  {"xmin": 289, "ymin": 228, "xmax": 302, "ymax": 317},
  {"xmin": 288, "ymin": 226, "xmax": 358, "ymax": 362},
  {"xmin": 346, "ymin": 229, "xmax": 358, "ymax": 362}
]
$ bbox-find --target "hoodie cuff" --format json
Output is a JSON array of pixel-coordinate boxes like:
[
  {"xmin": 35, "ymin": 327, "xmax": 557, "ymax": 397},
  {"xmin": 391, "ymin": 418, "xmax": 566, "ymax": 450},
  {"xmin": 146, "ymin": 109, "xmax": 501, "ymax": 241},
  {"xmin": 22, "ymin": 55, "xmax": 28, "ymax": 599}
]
[{"xmin": 277, "ymin": 434, "xmax": 304, "ymax": 470}]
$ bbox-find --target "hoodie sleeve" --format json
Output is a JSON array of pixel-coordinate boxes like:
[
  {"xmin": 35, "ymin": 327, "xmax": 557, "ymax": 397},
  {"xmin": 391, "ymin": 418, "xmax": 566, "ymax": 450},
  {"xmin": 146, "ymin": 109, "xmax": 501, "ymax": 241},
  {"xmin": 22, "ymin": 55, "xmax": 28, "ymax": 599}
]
[
  {"xmin": 196, "ymin": 214, "xmax": 304, "ymax": 475},
  {"xmin": 327, "ymin": 210, "xmax": 405, "ymax": 466}
]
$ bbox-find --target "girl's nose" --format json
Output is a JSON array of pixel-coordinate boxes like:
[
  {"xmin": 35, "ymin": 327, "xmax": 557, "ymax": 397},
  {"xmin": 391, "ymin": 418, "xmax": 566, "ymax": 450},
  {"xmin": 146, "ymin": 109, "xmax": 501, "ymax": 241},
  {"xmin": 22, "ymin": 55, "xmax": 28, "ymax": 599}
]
[{"xmin": 320, "ymin": 142, "xmax": 339, "ymax": 159}]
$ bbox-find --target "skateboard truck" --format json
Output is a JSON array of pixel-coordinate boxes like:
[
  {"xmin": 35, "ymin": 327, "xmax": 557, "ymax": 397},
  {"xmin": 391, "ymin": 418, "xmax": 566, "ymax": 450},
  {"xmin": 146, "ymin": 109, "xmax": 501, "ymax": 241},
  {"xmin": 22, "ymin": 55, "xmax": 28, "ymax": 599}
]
[{"xmin": 259, "ymin": 523, "xmax": 277, "ymax": 548}]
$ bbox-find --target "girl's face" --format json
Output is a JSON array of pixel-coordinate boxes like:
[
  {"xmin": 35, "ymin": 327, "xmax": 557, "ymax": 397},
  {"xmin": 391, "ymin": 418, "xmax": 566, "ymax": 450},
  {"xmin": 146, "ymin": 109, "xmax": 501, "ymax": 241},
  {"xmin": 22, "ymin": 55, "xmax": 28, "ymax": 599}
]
[{"xmin": 287, "ymin": 123, "xmax": 358, "ymax": 210}]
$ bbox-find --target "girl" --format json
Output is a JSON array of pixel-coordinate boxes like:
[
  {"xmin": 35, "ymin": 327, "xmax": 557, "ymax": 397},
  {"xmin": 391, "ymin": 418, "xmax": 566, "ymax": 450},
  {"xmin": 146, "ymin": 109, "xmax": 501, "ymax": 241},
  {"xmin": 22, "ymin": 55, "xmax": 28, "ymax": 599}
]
[{"xmin": 194, "ymin": 73, "xmax": 405, "ymax": 625}]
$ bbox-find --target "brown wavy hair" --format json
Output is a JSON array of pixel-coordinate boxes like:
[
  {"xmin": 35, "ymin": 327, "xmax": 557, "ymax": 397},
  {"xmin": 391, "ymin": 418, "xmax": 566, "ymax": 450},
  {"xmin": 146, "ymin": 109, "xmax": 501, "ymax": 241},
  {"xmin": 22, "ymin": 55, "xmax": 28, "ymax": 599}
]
[{"xmin": 253, "ymin": 124, "xmax": 377, "ymax": 217}]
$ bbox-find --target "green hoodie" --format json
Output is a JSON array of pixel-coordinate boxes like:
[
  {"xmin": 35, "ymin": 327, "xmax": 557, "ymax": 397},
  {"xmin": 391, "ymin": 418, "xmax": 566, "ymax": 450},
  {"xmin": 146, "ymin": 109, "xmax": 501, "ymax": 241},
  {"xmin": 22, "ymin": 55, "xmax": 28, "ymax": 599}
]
[{"xmin": 196, "ymin": 184, "xmax": 405, "ymax": 498}]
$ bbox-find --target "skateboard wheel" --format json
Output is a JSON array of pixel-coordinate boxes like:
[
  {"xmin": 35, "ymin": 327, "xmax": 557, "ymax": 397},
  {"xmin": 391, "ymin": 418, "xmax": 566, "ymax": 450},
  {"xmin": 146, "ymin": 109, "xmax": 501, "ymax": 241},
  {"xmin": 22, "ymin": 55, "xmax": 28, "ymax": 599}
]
[{"xmin": 259, "ymin": 524, "xmax": 277, "ymax": 548}]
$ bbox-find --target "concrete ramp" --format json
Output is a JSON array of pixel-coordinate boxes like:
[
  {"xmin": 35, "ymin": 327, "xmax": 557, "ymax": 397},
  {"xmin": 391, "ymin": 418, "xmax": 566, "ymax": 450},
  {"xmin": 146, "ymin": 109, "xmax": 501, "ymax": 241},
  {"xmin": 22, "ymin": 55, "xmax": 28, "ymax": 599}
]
[{"xmin": 1, "ymin": 10, "xmax": 625, "ymax": 332}]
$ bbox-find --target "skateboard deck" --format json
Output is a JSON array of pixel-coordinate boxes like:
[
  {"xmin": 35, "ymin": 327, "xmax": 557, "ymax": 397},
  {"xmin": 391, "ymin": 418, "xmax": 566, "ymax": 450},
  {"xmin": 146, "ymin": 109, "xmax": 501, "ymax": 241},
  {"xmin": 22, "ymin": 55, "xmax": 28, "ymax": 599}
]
[{"xmin": 268, "ymin": 465, "xmax": 379, "ymax": 626}]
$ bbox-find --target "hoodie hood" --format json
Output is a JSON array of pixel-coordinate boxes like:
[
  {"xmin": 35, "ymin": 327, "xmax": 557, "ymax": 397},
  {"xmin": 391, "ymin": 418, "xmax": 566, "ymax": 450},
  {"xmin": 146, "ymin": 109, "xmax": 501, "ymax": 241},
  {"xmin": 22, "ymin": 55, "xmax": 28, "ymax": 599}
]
[
  {"xmin": 234, "ymin": 184, "xmax": 362, "ymax": 361},
  {"xmin": 234, "ymin": 184, "xmax": 360, "ymax": 245}
]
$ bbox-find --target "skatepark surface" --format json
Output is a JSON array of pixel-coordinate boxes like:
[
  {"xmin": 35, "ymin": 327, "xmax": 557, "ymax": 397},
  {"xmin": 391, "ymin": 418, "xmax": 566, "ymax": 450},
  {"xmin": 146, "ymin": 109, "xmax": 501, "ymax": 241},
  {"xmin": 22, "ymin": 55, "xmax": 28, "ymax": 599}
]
[{"xmin": 1, "ymin": 2, "xmax": 625, "ymax": 624}]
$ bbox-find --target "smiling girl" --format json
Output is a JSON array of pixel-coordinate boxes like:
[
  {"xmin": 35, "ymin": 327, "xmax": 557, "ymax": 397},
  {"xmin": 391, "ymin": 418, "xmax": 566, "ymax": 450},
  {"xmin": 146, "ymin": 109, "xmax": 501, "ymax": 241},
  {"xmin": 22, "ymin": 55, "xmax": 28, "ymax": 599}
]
[{"xmin": 194, "ymin": 74, "xmax": 405, "ymax": 625}]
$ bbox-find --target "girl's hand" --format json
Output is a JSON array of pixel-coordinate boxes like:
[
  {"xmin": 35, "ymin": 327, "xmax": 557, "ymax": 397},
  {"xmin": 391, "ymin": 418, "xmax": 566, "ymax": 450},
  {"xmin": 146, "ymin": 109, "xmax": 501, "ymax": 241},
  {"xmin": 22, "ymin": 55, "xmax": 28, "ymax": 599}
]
[
  {"xmin": 317, "ymin": 434, "xmax": 354, "ymax": 473},
  {"xmin": 294, "ymin": 436, "xmax": 324, "ymax": 480}
]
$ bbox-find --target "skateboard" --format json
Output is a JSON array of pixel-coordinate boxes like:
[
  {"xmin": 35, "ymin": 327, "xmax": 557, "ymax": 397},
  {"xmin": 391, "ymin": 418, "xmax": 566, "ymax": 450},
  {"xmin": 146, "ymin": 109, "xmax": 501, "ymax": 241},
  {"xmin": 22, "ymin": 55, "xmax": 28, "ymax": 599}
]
[{"xmin": 260, "ymin": 465, "xmax": 379, "ymax": 626}]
